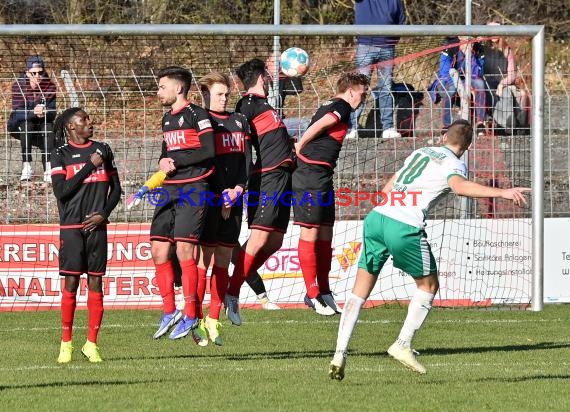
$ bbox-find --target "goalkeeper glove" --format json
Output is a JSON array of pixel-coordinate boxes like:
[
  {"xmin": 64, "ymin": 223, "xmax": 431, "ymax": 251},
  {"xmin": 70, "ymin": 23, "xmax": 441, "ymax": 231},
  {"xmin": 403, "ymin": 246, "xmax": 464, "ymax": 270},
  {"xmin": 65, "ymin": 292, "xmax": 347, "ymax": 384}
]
[
  {"xmin": 126, "ymin": 171, "xmax": 167, "ymax": 211},
  {"xmin": 126, "ymin": 185, "xmax": 149, "ymax": 211}
]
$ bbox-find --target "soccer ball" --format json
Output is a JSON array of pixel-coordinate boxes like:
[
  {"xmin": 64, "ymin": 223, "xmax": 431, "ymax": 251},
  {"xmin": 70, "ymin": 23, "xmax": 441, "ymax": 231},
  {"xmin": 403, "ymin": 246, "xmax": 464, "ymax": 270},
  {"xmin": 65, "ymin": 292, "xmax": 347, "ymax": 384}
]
[{"xmin": 280, "ymin": 47, "xmax": 310, "ymax": 78}]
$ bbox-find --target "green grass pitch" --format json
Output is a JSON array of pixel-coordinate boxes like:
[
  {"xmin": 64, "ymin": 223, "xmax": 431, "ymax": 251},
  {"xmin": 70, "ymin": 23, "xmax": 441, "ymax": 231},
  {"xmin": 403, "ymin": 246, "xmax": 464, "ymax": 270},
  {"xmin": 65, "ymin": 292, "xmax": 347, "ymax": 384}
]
[{"xmin": 1, "ymin": 305, "xmax": 569, "ymax": 411}]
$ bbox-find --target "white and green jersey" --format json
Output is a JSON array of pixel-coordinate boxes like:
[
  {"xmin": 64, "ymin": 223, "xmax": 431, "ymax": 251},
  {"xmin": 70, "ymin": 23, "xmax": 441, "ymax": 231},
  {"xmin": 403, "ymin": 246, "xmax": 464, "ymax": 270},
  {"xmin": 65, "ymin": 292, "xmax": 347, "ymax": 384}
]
[{"xmin": 374, "ymin": 146, "xmax": 467, "ymax": 228}]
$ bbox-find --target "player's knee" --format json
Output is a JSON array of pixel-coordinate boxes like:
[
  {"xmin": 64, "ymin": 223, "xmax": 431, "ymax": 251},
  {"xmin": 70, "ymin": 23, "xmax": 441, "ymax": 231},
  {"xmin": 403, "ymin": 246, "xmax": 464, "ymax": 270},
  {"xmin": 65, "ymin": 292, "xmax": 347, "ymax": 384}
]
[
  {"xmin": 151, "ymin": 242, "xmax": 171, "ymax": 264},
  {"xmin": 64, "ymin": 275, "xmax": 80, "ymax": 293},
  {"xmin": 87, "ymin": 275, "xmax": 103, "ymax": 293},
  {"xmin": 416, "ymin": 273, "xmax": 439, "ymax": 294}
]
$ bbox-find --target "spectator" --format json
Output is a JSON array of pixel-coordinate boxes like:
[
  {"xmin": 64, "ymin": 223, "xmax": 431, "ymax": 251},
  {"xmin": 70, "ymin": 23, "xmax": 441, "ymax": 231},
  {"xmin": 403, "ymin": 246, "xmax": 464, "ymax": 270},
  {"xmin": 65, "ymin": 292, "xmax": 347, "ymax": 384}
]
[
  {"xmin": 483, "ymin": 23, "xmax": 531, "ymax": 134},
  {"xmin": 8, "ymin": 56, "xmax": 57, "ymax": 183},
  {"xmin": 349, "ymin": 0, "xmax": 405, "ymax": 139},
  {"xmin": 436, "ymin": 37, "xmax": 486, "ymax": 134},
  {"xmin": 483, "ymin": 22, "xmax": 517, "ymax": 100}
]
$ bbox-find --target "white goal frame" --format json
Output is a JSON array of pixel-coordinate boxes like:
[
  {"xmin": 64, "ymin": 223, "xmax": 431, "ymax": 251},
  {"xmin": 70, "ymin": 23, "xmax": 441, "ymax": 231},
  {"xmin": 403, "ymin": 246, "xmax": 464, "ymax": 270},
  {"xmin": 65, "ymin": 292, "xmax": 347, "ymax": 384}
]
[{"xmin": 0, "ymin": 23, "xmax": 545, "ymax": 311}]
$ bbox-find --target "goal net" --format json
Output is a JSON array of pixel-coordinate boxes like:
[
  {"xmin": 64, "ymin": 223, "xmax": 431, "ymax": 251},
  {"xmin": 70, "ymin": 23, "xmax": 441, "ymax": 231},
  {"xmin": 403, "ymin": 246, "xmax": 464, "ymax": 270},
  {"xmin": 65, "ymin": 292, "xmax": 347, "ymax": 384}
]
[{"xmin": 0, "ymin": 28, "xmax": 534, "ymax": 311}]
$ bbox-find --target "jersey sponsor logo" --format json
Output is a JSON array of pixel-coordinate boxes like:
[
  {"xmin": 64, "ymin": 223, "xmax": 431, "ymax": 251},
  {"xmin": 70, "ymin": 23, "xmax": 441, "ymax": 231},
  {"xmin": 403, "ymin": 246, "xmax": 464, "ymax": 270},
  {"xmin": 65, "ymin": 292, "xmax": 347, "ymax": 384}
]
[
  {"xmin": 72, "ymin": 154, "xmax": 81, "ymax": 158},
  {"xmin": 252, "ymin": 110, "xmax": 285, "ymax": 137},
  {"xmin": 66, "ymin": 163, "xmax": 110, "ymax": 183},
  {"xmin": 163, "ymin": 129, "xmax": 201, "ymax": 151},
  {"xmin": 215, "ymin": 131, "xmax": 246, "ymax": 155},
  {"xmin": 178, "ymin": 116, "xmax": 184, "ymax": 127},
  {"xmin": 235, "ymin": 119, "xmax": 242, "ymax": 129},
  {"xmin": 198, "ymin": 119, "xmax": 212, "ymax": 130},
  {"xmin": 164, "ymin": 121, "xmax": 170, "ymax": 125}
]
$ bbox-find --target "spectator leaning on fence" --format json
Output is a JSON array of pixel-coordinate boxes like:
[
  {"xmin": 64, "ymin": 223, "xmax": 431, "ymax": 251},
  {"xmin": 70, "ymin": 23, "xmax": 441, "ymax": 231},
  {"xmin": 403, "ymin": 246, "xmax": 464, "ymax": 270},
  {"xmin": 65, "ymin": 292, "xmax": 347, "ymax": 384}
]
[{"xmin": 7, "ymin": 55, "xmax": 57, "ymax": 183}]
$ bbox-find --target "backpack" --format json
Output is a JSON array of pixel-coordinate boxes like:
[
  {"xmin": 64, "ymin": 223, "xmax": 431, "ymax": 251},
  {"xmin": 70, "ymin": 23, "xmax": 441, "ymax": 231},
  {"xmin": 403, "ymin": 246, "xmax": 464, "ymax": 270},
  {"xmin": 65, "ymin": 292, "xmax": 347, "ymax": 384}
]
[
  {"xmin": 493, "ymin": 86, "xmax": 530, "ymax": 135},
  {"xmin": 362, "ymin": 82, "xmax": 424, "ymax": 138}
]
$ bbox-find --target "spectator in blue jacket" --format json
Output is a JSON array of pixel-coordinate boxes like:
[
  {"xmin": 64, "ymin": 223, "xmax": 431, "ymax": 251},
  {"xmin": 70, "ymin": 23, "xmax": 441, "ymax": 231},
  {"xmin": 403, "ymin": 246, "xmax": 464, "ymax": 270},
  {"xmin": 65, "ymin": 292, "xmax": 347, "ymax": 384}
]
[
  {"xmin": 436, "ymin": 37, "xmax": 486, "ymax": 134},
  {"xmin": 8, "ymin": 56, "xmax": 57, "ymax": 183},
  {"xmin": 348, "ymin": 0, "xmax": 406, "ymax": 139}
]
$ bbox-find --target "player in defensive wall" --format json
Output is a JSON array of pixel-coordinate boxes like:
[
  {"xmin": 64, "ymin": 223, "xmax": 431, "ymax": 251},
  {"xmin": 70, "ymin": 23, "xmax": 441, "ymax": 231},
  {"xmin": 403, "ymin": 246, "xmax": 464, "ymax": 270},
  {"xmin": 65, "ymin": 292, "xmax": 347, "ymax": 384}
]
[
  {"xmin": 149, "ymin": 66, "xmax": 216, "ymax": 341},
  {"xmin": 222, "ymin": 58, "xmax": 295, "ymax": 326},
  {"xmin": 328, "ymin": 120, "xmax": 530, "ymax": 380},
  {"xmin": 51, "ymin": 107, "xmax": 122, "ymax": 364},
  {"xmin": 293, "ymin": 72, "xmax": 370, "ymax": 316}
]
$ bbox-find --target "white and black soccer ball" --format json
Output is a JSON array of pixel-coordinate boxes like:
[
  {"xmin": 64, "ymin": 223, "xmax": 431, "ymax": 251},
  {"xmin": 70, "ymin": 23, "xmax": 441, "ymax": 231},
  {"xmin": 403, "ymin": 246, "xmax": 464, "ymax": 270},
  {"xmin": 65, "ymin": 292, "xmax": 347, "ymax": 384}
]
[{"xmin": 280, "ymin": 47, "xmax": 310, "ymax": 78}]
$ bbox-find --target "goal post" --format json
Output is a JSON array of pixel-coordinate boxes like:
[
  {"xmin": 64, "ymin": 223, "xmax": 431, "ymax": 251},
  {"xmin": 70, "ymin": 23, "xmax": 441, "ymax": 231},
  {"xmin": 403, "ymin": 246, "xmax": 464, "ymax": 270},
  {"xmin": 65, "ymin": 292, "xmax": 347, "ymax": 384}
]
[{"xmin": 0, "ymin": 24, "xmax": 544, "ymax": 311}]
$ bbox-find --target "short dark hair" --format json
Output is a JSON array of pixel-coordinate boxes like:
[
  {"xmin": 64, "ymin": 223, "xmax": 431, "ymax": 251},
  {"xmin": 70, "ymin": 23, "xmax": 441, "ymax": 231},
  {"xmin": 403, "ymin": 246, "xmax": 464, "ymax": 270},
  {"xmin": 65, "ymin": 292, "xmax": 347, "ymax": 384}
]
[
  {"xmin": 157, "ymin": 66, "xmax": 193, "ymax": 96},
  {"xmin": 236, "ymin": 59, "xmax": 266, "ymax": 90},
  {"xmin": 446, "ymin": 119, "xmax": 473, "ymax": 148}
]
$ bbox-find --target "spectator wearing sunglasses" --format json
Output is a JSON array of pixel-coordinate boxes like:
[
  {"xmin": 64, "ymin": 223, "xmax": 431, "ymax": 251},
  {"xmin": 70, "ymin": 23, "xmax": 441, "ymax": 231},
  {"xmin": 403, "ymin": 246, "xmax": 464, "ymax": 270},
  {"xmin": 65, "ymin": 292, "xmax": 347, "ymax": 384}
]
[{"xmin": 8, "ymin": 55, "xmax": 57, "ymax": 183}]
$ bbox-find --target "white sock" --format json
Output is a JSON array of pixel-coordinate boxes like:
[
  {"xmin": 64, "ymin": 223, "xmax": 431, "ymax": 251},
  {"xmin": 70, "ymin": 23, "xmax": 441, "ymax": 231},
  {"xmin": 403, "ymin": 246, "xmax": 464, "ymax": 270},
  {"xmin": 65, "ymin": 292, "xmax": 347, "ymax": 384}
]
[
  {"xmin": 334, "ymin": 293, "xmax": 365, "ymax": 359},
  {"xmin": 397, "ymin": 288, "xmax": 435, "ymax": 348}
]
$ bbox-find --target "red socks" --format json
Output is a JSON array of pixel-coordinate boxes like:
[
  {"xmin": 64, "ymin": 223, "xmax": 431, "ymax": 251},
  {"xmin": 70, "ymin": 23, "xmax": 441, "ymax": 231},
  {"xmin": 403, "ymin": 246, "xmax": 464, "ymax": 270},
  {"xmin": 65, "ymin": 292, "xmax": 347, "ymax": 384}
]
[
  {"xmin": 196, "ymin": 267, "xmax": 208, "ymax": 319},
  {"xmin": 316, "ymin": 239, "xmax": 333, "ymax": 294},
  {"xmin": 180, "ymin": 259, "xmax": 198, "ymax": 319},
  {"xmin": 61, "ymin": 288, "xmax": 104, "ymax": 344},
  {"xmin": 209, "ymin": 266, "xmax": 229, "ymax": 320},
  {"xmin": 155, "ymin": 261, "xmax": 176, "ymax": 314},
  {"xmin": 61, "ymin": 289, "xmax": 77, "ymax": 342},
  {"xmin": 87, "ymin": 290, "xmax": 104, "ymax": 344},
  {"xmin": 250, "ymin": 249, "xmax": 270, "ymax": 276},
  {"xmin": 228, "ymin": 249, "xmax": 270, "ymax": 297},
  {"xmin": 298, "ymin": 239, "xmax": 319, "ymax": 299}
]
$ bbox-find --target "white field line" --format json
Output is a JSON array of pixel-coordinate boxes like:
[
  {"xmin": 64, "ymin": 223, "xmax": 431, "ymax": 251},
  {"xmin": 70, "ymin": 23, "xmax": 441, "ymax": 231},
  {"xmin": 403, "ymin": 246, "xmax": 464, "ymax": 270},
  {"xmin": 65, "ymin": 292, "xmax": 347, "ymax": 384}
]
[
  {"xmin": 0, "ymin": 317, "xmax": 568, "ymax": 333},
  {"xmin": 2, "ymin": 361, "xmax": 568, "ymax": 374}
]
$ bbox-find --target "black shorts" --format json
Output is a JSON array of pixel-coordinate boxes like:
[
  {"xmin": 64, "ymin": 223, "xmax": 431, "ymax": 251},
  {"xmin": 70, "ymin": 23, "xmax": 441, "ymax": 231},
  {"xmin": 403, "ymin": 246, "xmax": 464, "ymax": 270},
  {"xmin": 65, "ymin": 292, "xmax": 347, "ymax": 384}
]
[
  {"xmin": 150, "ymin": 181, "xmax": 209, "ymax": 244},
  {"xmin": 247, "ymin": 167, "xmax": 292, "ymax": 233},
  {"xmin": 292, "ymin": 163, "xmax": 335, "ymax": 227},
  {"xmin": 59, "ymin": 227, "xmax": 108, "ymax": 276},
  {"xmin": 199, "ymin": 203, "xmax": 243, "ymax": 247}
]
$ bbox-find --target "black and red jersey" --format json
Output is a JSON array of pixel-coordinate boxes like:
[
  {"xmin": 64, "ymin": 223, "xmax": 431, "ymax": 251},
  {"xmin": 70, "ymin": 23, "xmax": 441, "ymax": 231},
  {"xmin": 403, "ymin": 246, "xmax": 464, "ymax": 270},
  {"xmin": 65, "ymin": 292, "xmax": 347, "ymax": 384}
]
[
  {"xmin": 160, "ymin": 103, "xmax": 215, "ymax": 184},
  {"xmin": 297, "ymin": 98, "xmax": 352, "ymax": 170},
  {"xmin": 235, "ymin": 93, "xmax": 293, "ymax": 173},
  {"xmin": 51, "ymin": 140, "xmax": 118, "ymax": 226},
  {"xmin": 208, "ymin": 110, "xmax": 251, "ymax": 194}
]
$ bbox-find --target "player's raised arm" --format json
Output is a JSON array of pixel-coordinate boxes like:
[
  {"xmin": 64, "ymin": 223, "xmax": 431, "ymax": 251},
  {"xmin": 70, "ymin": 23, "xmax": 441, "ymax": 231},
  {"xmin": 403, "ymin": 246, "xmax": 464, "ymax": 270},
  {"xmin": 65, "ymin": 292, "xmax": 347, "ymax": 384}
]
[{"xmin": 448, "ymin": 175, "xmax": 530, "ymax": 207}]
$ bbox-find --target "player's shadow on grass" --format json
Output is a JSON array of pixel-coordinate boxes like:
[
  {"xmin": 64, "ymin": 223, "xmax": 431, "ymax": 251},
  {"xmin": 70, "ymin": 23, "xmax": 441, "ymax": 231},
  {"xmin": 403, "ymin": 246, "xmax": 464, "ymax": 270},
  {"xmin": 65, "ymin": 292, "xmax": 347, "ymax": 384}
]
[
  {"xmin": 113, "ymin": 349, "xmax": 334, "ymax": 362},
  {"xmin": 112, "ymin": 342, "xmax": 570, "ymax": 363},
  {"xmin": 418, "ymin": 341, "xmax": 570, "ymax": 356},
  {"xmin": 475, "ymin": 374, "xmax": 570, "ymax": 383},
  {"xmin": 0, "ymin": 379, "xmax": 165, "ymax": 392}
]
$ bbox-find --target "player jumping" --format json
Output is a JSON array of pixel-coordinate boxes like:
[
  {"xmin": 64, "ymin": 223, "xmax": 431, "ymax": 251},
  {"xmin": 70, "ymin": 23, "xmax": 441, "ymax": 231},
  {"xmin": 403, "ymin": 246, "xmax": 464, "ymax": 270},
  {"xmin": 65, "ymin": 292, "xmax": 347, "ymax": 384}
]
[
  {"xmin": 293, "ymin": 72, "xmax": 369, "ymax": 316},
  {"xmin": 329, "ymin": 120, "xmax": 530, "ymax": 379}
]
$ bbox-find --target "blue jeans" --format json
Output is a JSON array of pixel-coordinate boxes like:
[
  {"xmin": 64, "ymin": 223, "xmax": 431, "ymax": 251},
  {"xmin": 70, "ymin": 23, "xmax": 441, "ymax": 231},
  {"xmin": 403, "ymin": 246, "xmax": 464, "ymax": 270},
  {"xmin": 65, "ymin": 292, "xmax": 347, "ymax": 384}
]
[
  {"xmin": 351, "ymin": 43, "xmax": 395, "ymax": 130},
  {"xmin": 470, "ymin": 77, "xmax": 486, "ymax": 124},
  {"xmin": 437, "ymin": 80, "xmax": 457, "ymax": 128}
]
